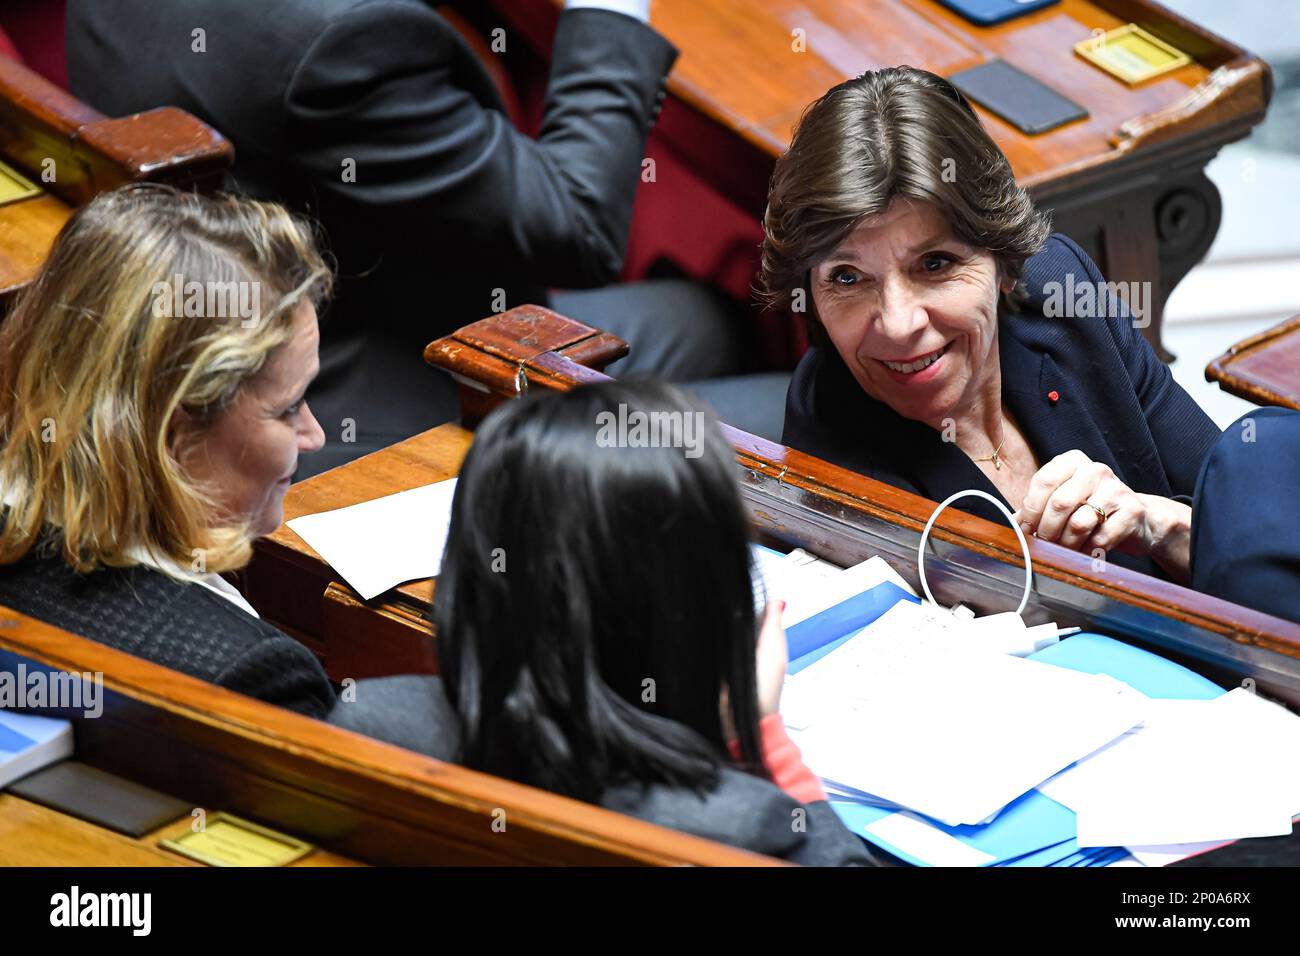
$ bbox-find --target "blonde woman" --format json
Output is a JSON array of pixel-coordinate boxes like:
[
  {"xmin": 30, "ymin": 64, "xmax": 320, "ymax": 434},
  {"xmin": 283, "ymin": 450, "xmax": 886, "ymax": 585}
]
[{"xmin": 0, "ymin": 184, "xmax": 336, "ymax": 717}]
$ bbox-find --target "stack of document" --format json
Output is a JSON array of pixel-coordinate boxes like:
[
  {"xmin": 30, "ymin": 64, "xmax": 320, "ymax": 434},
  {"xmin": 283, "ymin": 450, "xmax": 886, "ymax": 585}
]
[
  {"xmin": 1038, "ymin": 689, "xmax": 1300, "ymax": 852},
  {"xmin": 760, "ymin": 548, "xmax": 1300, "ymax": 866},
  {"xmin": 783, "ymin": 600, "xmax": 1150, "ymax": 828}
]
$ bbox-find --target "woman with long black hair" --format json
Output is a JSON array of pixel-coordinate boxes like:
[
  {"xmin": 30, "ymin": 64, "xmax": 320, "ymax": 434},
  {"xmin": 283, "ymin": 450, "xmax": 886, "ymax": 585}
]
[{"xmin": 330, "ymin": 379, "xmax": 877, "ymax": 865}]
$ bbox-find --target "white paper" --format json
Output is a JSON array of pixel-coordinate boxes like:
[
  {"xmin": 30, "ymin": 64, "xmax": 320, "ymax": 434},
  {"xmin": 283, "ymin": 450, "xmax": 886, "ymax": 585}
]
[
  {"xmin": 286, "ymin": 479, "xmax": 458, "ymax": 600},
  {"xmin": 1056, "ymin": 690, "xmax": 1300, "ymax": 848},
  {"xmin": 784, "ymin": 600, "xmax": 1148, "ymax": 826},
  {"xmin": 1076, "ymin": 785, "xmax": 1292, "ymax": 848},
  {"xmin": 864, "ymin": 811, "xmax": 996, "ymax": 867},
  {"xmin": 1125, "ymin": 840, "xmax": 1233, "ymax": 868},
  {"xmin": 760, "ymin": 552, "xmax": 916, "ymax": 628}
]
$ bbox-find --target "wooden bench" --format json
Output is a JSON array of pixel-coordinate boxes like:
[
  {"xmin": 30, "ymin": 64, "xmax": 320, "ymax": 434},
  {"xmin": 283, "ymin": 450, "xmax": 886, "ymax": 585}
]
[{"xmin": 0, "ymin": 606, "xmax": 776, "ymax": 866}]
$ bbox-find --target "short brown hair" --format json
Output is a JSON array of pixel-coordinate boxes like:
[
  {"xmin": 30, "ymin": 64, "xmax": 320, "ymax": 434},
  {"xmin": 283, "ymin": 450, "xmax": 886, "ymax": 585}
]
[{"xmin": 761, "ymin": 66, "xmax": 1050, "ymax": 315}]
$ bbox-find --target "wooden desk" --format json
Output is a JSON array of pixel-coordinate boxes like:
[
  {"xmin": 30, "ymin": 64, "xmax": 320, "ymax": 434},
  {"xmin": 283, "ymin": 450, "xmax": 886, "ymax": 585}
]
[
  {"xmin": 1205, "ymin": 314, "xmax": 1300, "ymax": 411},
  {"xmin": 496, "ymin": 0, "xmax": 1271, "ymax": 359},
  {"xmin": 248, "ymin": 423, "xmax": 469, "ymax": 677},
  {"xmin": 0, "ymin": 606, "xmax": 775, "ymax": 865},
  {"xmin": 247, "ymin": 305, "xmax": 1300, "ymax": 710},
  {"xmin": 0, "ymin": 55, "xmax": 231, "ymax": 305},
  {"xmin": 0, "ymin": 794, "xmax": 360, "ymax": 867}
]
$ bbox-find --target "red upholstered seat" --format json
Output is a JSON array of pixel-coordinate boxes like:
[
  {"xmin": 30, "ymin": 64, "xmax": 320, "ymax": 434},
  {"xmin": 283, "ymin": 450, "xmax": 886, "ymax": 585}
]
[
  {"xmin": 0, "ymin": 0, "xmax": 68, "ymax": 89},
  {"xmin": 0, "ymin": 25, "xmax": 22, "ymax": 65}
]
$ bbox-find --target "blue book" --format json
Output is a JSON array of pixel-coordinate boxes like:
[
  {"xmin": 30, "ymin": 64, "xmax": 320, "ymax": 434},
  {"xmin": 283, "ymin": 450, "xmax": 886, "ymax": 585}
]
[{"xmin": 0, "ymin": 710, "xmax": 73, "ymax": 789}]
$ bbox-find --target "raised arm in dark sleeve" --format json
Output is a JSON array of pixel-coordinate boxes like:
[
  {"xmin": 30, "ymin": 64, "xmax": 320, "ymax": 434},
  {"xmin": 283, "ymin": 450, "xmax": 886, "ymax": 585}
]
[{"xmin": 285, "ymin": 3, "xmax": 677, "ymax": 287}]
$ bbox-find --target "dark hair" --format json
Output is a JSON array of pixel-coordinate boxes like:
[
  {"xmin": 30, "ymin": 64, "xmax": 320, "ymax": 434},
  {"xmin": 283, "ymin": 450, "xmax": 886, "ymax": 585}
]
[
  {"xmin": 434, "ymin": 380, "xmax": 766, "ymax": 803},
  {"xmin": 761, "ymin": 65, "xmax": 1050, "ymax": 317}
]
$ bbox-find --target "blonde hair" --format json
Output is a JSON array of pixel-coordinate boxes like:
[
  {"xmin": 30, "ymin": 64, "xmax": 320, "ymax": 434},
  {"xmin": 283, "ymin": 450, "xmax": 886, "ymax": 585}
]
[{"xmin": 0, "ymin": 183, "xmax": 332, "ymax": 576}]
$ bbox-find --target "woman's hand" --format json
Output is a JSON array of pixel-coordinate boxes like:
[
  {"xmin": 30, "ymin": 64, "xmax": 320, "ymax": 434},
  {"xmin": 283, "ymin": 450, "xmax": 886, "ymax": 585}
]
[
  {"xmin": 720, "ymin": 600, "xmax": 789, "ymax": 740},
  {"xmin": 1013, "ymin": 450, "xmax": 1191, "ymax": 582},
  {"xmin": 755, "ymin": 599, "xmax": 789, "ymax": 719}
]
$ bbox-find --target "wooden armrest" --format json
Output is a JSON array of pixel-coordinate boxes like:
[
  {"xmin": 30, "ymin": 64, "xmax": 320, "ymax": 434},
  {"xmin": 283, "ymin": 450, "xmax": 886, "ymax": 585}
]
[
  {"xmin": 424, "ymin": 304, "xmax": 627, "ymax": 426},
  {"xmin": 322, "ymin": 581, "xmax": 437, "ymax": 681},
  {"xmin": 0, "ymin": 55, "xmax": 232, "ymax": 206},
  {"xmin": 1205, "ymin": 313, "xmax": 1300, "ymax": 411}
]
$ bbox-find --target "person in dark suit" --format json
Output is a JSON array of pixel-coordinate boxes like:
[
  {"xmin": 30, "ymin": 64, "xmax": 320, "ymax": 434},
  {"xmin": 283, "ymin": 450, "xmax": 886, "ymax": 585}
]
[
  {"xmin": 762, "ymin": 66, "xmax": 1222, "ymax": 583},
  {"xmin": 1191, "ymin": 407, "xmax": 1300, "ymax": 624},
  {"xmin": 67, "ymin": 0, "xmax": 780, "ymax": 474},
  {"xmin": 328, "ymin": 380, "xmax": 880, "ymax": 865},
  {"xmin": 0, "ymin": 185, "xmax": 336, "ymax": 717}
]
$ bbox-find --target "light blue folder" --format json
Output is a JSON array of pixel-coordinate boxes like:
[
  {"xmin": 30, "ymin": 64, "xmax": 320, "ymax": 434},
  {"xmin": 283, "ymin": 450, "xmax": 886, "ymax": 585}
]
[
  {"xmin": 1029, "ymin": 633, "xmax": 1224, "ymax": 702},
  {"xmin": 832, "ymin": 788, "xmax": 1081, "ymax": 867}
]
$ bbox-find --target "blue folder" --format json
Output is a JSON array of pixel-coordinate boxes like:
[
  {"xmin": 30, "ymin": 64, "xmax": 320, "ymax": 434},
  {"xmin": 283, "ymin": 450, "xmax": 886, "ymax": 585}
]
[
  {"xmin": 832, "ymin": 788, "xmax": 1081, "ymax": 867},
  {"xmin": 787, "ymin": 582, "xmax": 919, "ymax": 673}
]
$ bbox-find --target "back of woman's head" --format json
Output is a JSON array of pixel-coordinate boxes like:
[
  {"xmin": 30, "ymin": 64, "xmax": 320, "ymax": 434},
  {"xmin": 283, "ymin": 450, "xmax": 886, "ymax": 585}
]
[
  {"xmin": 434, "ymin": 380, "xmax": 765, "ymax": 802},
  {"xmin": 0, "ymin": 183, "xmax": 331, "ymax": 574}
]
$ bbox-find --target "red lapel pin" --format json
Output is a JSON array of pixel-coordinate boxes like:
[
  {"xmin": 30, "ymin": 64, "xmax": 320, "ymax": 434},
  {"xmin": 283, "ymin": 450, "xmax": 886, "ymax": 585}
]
[{"xmin": 1047, "ymin": 390, "xmax": 1060, "ymax": 403}]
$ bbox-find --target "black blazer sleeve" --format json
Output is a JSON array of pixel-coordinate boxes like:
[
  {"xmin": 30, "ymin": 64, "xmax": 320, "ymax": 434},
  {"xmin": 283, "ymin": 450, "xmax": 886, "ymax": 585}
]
[
  {"xmin": 213, "ymin": 634, "xmax": 336, "ymax": 719},
  {"xmin": 1054, "ymin": 235, "xmax": 1221, "ymax": 498},
  {"xmin": 284, "ymin": 3, "xmax": 677, "ymax": 287}
]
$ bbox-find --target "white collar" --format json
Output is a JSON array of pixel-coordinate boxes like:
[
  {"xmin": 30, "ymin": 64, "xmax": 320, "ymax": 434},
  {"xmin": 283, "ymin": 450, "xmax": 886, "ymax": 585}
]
[
  {"xmin": 124, "ymin": 545, "xmax": 261, "ymax": 619},
  {"xmin": 1, "ymin": 489, "xmax": 260, "ymax": 618}
]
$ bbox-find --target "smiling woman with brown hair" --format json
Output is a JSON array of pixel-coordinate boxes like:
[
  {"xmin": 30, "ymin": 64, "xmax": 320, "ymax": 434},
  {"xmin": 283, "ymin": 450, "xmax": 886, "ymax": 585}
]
[
  {"xmin": 0, "ymin": 184, "xmax": 336, "ymax": 716},
  {"xmin": 764, "ymin": 66, "xmax": 1222, "ymax": 583}
]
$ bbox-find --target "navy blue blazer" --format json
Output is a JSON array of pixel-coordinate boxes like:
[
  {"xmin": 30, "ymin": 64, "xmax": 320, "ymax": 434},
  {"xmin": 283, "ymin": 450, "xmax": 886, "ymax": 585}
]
[
  {"xmin": 1191, "ymin": 407, "xmax": 1300, "ymax": 624},
  {"xmin": 783, "ymin": 234, "xmax": 1222, "ymax": 578}
]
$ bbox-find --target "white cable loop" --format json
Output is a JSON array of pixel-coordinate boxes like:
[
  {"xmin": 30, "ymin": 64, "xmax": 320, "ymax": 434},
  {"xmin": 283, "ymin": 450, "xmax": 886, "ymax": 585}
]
[{"xmin": 917, "ymin": 489, "xmax": 1033, "ymax": 617}]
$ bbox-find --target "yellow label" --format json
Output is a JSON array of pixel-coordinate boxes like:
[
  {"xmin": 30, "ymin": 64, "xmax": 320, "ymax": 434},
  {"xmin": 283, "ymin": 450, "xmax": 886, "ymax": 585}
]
[
  {"xmin": 1075, "ymin": 24, "xmax": 1192, "ymax": 84},
  {"xmin": 160, "ymin": 814, "xmax": 314, "ymax": 867},
  {"xmin": 0, "ymin": 160, "xmax": 42, "ymax": 206}
]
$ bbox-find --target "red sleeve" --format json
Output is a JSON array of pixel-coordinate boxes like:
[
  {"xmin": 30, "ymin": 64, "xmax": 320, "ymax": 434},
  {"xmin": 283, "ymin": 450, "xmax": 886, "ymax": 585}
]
[{"xmin": 729, "ymin": 714, "xmax": 827, "ymax": 804}]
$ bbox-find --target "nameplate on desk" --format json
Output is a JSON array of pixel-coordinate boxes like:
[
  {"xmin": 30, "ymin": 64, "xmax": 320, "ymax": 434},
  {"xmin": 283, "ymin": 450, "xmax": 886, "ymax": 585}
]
[
  {"xmin": 0, "ymin": 159, "xmax": 41, "ymax": 207},
  {"xmin": 160, "ymin": 813, "xmax": 314, "ymax": 867},
  {"xmin": 1075, "ymin": 24, "xmax": 1191, "ymax": 85}
]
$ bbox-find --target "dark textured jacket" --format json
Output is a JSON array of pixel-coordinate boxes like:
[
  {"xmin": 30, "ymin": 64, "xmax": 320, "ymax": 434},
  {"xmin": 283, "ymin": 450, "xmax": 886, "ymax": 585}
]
[
  {"xmin": 0, "ymin": 548, "xmax": 335, "ymax": 718},
  {"xmin": 328, "ymin": 675, "xmax": 882, "ymax": 866},
  {"xmin": 68, "ymin": 0, "xmax": 679, "ymax": 470},
  {"xmin": 783, "ymin": 233, "xmax": 1223, "ymax": 578}
]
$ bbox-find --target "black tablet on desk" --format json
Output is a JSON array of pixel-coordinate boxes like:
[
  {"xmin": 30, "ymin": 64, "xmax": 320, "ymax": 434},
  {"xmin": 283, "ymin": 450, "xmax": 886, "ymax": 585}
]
[{"xmin": 949, "ymin": 59, "xmax": 1089, "ymax": 135}]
